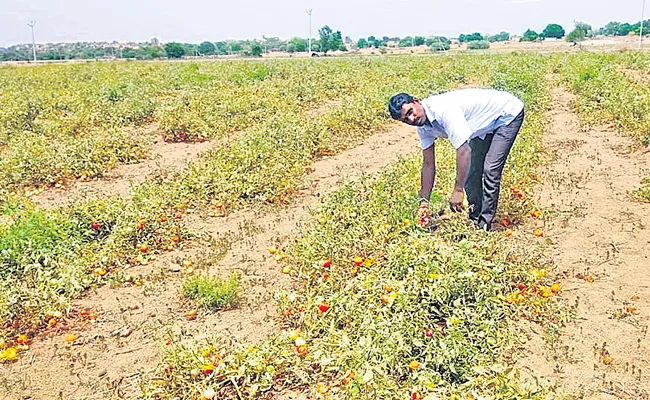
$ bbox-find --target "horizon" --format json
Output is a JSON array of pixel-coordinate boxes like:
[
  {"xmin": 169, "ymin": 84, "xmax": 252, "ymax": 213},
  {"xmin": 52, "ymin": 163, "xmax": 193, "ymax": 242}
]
[{"xmin": 1, "ymin": 0, "xmax": 646, "ymax": 48}]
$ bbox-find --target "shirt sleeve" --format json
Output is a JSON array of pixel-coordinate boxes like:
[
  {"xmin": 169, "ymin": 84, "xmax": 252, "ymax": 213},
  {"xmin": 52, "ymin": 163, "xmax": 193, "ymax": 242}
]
[
  {"xmin": 435, "ymin": 106, "xmax": 473, "ymax": 149},
  {"xmin": 416, "ymin": 127, "xmax": 435, "ymax": 150}
]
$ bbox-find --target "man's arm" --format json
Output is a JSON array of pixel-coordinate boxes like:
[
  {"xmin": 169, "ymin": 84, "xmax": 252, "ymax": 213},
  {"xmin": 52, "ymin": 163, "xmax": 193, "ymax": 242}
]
[
  {"xmin": 435, "ymin": 106, "xmax": 473, "ymax": 211},
  {"xmin": 419, "ymin": 144, "xmax": 436, "ymax": 202},
  {"xmin": 450, "ymin": 142, "xmax": 471, "ymax": 211}
]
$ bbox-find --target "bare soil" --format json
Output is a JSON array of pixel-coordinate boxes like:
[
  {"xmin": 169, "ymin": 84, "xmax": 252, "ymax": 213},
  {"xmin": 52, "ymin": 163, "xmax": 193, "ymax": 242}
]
[
  {"xmin": 519, "ymin": 85, "xmax": 650, "ymax": 398},
  {"xmin": 31, "ymin": 124, "xmax": 214, "ymax": 209},
  {"xmin": 1, "ymin": 124, "xmax": 419, "ymax": 400}
]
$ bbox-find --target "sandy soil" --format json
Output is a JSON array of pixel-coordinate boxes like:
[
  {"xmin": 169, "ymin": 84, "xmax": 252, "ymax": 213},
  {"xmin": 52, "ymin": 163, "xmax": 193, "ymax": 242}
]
[{"xmin": 519, "ymin": 84, "xmax": 650, "ymax": 399}]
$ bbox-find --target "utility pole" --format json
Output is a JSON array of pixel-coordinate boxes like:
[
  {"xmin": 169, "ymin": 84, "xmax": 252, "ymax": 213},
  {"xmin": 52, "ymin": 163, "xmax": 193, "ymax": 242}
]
[
  {"xmin": 306, "ymin": 8, "xmax": 313, "ymax": 54},
  {"xmin": 640, "ymin": 0, "xmax": 647, "ymax": 50},
  {"xmin": 27, "ymin": 21, "xmax": 37, "ymax": 61}
]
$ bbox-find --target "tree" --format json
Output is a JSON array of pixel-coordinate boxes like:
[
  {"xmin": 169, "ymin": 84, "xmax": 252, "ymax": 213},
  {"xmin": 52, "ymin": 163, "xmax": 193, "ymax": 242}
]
[
  {"xmin": 164, "ymin": 42, "xmax": 185, "ymax": 58},
  {"xmin": 488, "ymin": 32, "xmax": 510, "ymax": 42},
  {"xmin": 566, "ymin": 28, "xmax": 586, "ymax": 43},
  {"xmin": 602, "ymin": 21, "xmax": 621, "ymax": 36},
  {"xmin": 147, "ymin": 45, "xmax": 166, "ymax": 58},
  {"xmin": 414, "ymin": 36, "xmax": 425, "ymax": 46},
  {"xmin": 567, "ymin": 21, "xmax": 593, "ymax": 43},
  {"xmin": 618, "ymin": 23, "xmax": 633, "ymax": 36},
  {"xmin": 399, "ymin": 36, "xmax": 413, "ymax": 47},
  {"xmin": 467, "ymin": 40, "xmax": 490, "ymax": 50},
  {"xmin": 198, "ymin": 41, "xmax": 215, "ymax": 55},
  {"xmin": 215, "ymin": 41, "xmax": 229, "ymax": 55},
  {"xmin": 520, "ymin": 29, "xmax": 539, "ymax": 42},
  {"xmin": 319, "ymin": 25, "xmax": 333, "ymax": 53},
  {"xmin": 357, "ymin": 38, "xmax": 369, "ymax": 48},
  {"xmin": 429, "ymin": 37, "xmax": 451, "ymax": 51},
  {"xmin": 630, "ymin": 20, "xmax": 650, "ymax": 35},
  {"xmin": 331, "ymin": 30, "xmax": 346, "ymax": 51},
  {"xmin": 251, "ymin": 44, "xmax": 263, "ymax": 57},
  {"xmin": 458, "ymin": 32, "xmax": 484, "ymax": 42},
  {"xmin": 289, "ymin": 37, "xmax": 307, "ymax": 52},
  {"xmin": 541, "ymin": 23, "xmax": 565, "ymax": 39}
]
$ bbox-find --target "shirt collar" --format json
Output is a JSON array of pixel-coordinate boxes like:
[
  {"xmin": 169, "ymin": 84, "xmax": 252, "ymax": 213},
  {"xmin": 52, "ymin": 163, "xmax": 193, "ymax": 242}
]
[{"xmin": 421, "ymin": 97, "xmax": 436, "ymax": 126}]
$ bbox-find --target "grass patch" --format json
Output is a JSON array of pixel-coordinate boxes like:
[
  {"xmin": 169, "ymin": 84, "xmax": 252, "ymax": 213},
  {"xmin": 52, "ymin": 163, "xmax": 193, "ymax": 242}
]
[{"xmin": 181, "ymin": 274, "xmax": 240, "ymax": 310}]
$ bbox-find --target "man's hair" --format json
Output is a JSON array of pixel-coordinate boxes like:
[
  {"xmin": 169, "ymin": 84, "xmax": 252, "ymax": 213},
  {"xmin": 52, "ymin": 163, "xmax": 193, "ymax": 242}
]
[{"xmin": 388, "ymin": 93, "xmax": 414, "ymax": 120}]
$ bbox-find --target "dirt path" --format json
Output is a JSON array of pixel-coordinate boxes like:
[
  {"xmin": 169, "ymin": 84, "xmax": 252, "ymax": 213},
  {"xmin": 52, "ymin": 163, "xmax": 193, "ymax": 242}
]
[
  {"xmin": 2, "ymin": 124, "xmax": 419, "ymax": 400},
  {"xmin": 31, "ymin": 124, "xmax": 215, "ymax": 209},
  {"xmin": 521, "ymin": 86, "xmax": 650, "ymax": 398}
]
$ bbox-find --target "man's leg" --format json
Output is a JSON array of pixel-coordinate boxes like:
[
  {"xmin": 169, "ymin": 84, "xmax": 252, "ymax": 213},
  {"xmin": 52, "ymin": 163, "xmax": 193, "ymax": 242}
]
[
  {"xmin": 478, "ymin": 111, "xmax": 525, "ymax": 230},
  {"xmin": 465, "ymin": 135, "xmax": 492, "ymax": 223}
]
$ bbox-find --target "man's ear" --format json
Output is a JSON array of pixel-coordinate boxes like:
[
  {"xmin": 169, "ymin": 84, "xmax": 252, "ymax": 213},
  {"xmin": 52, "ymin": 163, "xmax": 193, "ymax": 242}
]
[{"xmin": 413, "ymin": 99, "xmax": 421, "ymax": 104}]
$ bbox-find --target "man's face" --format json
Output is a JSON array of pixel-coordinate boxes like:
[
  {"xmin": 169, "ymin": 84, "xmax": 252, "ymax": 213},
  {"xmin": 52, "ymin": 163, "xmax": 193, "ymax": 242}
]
[{"xmin": 398, "ymin": 100, "xmax": 427, "ymax": 126}]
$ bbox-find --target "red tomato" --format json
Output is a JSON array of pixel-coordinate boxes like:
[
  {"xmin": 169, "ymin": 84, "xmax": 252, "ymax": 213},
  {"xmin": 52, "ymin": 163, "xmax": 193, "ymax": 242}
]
[{"xmin": 317, "ymin": 302, "xmax": 330, "ymax": 313}]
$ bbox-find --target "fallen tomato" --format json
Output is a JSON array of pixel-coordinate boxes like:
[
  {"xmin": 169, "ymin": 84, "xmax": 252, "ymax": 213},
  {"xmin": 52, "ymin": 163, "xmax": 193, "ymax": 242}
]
[
  {"xmin": 91, "ymin": 221, "xmax": 101, "ymax": 230},
  {"xmin": 16, "ymin": 334, "xmax": 30, "ymax": 345},
  {"xmin": 317, "ymin": 302, "xmax": 330, "ymax": 313},
  {"xmin": 1, "ymin": 347, "xmax": 18, "ymax": 361},
  {"xmin": 296, "ymin": 345, "xmax": 309, "ymax": 356},
  {"xmin": 550, "ymin": 283, "xmax": 561, "ymax": 293},
  {"xmin": 64, "ymin": 334, "xmax": 77, "ymax": 343}
]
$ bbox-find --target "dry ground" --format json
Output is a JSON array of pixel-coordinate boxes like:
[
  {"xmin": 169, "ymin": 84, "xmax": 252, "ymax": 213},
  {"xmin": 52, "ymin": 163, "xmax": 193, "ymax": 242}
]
[{"xmin": 519, "ymin": 83, "xmax": 650, "ymax": 399}]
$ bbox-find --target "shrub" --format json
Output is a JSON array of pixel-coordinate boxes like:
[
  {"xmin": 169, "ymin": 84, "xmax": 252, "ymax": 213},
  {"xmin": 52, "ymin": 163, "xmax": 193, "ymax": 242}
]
[
  {"xmin": 430, "ymin": 37, "xmax": 451, "ymax": 51},
  {"xmin": 467, "ymin": 40, "xmax": 490, "ymax": 50}
]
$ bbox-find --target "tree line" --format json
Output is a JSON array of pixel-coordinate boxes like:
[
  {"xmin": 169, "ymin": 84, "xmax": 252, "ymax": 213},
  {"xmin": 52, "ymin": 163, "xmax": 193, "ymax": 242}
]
[{"xmin": 2, "ymin": 17, "xmax": 649, "ymax": 62}]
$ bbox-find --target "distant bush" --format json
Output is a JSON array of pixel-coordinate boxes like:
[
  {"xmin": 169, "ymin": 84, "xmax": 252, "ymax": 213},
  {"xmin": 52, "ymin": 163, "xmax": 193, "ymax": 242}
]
[
  {"xmin": 430, "ymin": 37, "xmax": 451, "ymax": 51},
  {"xmin": 467, "ymin": 40, "xmax": 490, "ymax": 50}
]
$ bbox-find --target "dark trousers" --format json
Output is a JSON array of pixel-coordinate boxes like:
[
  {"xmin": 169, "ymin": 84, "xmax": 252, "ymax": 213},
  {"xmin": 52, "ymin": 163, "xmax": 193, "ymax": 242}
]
[{"xmin": 465, "ymin": 110, "xmax": 525, "ymax": 230}]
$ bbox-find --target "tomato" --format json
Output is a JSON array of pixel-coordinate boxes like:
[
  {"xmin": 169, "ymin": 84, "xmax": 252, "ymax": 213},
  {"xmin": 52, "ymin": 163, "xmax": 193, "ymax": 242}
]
[
  {"xmin": 296, "ymin": 345, "xmax": 309, "ymax": 356},
  {"xmin": 323, "ymin": 259, "xmax": 332, "ymax": 268},
  {"xmin": 16, "ymin": 334, "xmax": 29, "ymax": 345},
  {"xmin": 550, "ymin": 283, "xmax": 561, "ymax": 293},
  {"xmin": 317, "ymin": 302, "xmax": 330, "ymax": 313},
  {"xmin": 90, "ymin": 221, "xmax": 100, "ymax": 230},
  {"xmin": 409, "ymin": 360, "xmax": 420, "ymax": 371},
  {"xmin": 353, "ymin": 256, "xmax": 363, "ymax": 266},
  {"xmin": 201, "ymin": 363, "xmax": 215, "ymax": 375},
  {"xmin": 139, "ymin": 243, "xmax": 149, "ymax": 253},
  {"xmin": 424, "ymin": 329, "xmax": 433, "ymax": 338}
]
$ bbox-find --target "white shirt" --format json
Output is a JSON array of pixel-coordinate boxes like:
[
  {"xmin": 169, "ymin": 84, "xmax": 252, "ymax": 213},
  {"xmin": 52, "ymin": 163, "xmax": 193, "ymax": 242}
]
[{"xmin": 416, "ymin": 88, "xmax": 524, "ymax": 150}]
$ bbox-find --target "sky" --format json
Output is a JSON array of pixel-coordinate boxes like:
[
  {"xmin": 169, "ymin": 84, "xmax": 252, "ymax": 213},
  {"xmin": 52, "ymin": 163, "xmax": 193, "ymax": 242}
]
[{"xmin": 0, "ymin": 0, "xmax": 646, "ymax": 47}]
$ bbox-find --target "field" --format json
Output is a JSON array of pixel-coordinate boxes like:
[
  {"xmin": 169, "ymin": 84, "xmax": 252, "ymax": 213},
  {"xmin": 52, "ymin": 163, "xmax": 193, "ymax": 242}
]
[{"xmin": 0, "ymin": 52, "xmax": 649, "ymax": 399}]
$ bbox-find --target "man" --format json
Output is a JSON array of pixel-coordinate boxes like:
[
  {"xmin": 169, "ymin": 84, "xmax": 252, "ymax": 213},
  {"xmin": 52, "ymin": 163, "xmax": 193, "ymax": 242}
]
[{"xmin": 388, "ymin": 88, "xmax": 525, "ymax": 231}]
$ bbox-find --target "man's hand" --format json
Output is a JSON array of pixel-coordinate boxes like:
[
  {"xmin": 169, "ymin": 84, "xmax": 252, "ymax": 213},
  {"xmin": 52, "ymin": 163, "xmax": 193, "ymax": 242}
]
[
  {"xmin": 416, "ymin": 202, "xmax": 430, "ymax": 228},
  {"xmin": 449, "ymin": 188, "xmax": 465, "ymax": 212}
]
